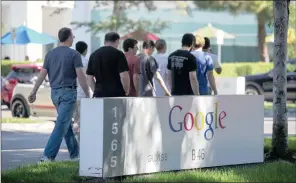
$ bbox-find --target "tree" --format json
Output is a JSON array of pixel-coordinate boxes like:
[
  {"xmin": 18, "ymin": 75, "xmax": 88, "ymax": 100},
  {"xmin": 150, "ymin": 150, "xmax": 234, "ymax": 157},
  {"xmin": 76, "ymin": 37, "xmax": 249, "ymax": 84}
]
[
  {"xmin": 193, "ymin": 1, "xmax": 273, "ymax": 62},
  {"xmin": 72, "ymin": 1, "xmax": 171, "ymax": 34},
  {"xmin": 265, "ymin": 0, "xmax": 295, "ymax": 161},
  {"xmin": 287, "ymin": 4, "xmax": 296, "ymax": 58},
  {"xmin": 49, "ymin": 1, "xmax": 189, "ymax": 35}
]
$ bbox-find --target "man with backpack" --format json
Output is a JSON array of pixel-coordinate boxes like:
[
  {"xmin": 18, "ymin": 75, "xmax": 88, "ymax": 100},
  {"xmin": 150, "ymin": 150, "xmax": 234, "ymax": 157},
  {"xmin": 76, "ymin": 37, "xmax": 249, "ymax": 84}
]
[
  {"xmin": 137, "ymin": 40, "xmax": 171, "ymax": 97},
  {"xmin": 191, "ymin": 34, "xmax": 218, "ymax": 95}
]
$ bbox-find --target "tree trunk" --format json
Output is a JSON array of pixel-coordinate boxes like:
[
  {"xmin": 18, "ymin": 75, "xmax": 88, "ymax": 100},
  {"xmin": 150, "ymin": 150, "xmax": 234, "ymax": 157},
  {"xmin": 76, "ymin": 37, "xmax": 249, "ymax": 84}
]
[
  {"xmin": 111, "ymin": 0, "xmax": 121, "ymax": 31},
  {"xmin": 270, "ymin": 0, "xmax": 289, "ymax": 158},
  {"xmin": 257, "ymin": 14, "xmax": 270, "ymax": 62}
]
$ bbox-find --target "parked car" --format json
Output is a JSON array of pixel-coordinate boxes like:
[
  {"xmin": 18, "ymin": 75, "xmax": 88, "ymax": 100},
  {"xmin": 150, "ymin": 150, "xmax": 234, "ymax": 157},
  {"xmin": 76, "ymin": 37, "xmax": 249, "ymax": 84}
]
[
  {"xmin": 10, "ymin": 80, "xmax": 56, "ymax": 118},
  {"xmin": 1, "ymin": 76, "xmax": 5, "ymax": 105},
  {"xmin": 245, "ymin": 59, "xmax": 296, "ymax": 102},
  {"xmin": 1, "ymin": 63, "xmax": 43, "ymax": 108}
]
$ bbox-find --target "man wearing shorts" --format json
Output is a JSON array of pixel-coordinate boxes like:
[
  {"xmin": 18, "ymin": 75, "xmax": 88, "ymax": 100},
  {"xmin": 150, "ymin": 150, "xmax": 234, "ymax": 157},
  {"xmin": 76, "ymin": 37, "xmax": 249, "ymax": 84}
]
[
  {"xmin": 73, "ymin": 41, "xmax": 93, "ymax": 144},
  {"xmin": 137, "ymin": 40, "xmax": 170, "ymax": 97}
]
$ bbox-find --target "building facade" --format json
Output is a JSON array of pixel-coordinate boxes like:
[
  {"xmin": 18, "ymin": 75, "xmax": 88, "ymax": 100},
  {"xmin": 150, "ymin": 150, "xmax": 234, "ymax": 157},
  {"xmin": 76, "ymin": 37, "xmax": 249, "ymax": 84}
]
[{"xmin": 1, "ymin": 1, "xmax": 267, "ymax": 62}]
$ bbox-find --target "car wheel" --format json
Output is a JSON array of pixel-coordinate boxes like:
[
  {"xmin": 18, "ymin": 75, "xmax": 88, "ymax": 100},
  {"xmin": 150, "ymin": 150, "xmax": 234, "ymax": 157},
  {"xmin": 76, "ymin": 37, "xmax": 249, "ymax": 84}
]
[
  {"xmin": 11, "ymin": 99, "xmax": 29, "ymax": 118},
  {"xmin": 246, "ymin": 86, "xmax": 260, "ymax": 95}
]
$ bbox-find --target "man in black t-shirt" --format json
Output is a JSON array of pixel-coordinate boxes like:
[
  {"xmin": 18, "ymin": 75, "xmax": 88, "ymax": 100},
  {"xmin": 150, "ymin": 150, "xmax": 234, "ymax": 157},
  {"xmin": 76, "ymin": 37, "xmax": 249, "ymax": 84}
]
[
  {"xmin": 167, "ymin": 33, "xmax": 200, "ymax": 96},
  {"xmin": 86, "ymin": 32, "xmax": 130, "ymax": 97}
]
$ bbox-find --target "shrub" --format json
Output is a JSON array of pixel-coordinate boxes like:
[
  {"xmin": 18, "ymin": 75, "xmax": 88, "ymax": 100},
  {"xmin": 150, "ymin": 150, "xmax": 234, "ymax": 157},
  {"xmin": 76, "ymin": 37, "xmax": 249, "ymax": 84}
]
[
  {"xmin": 287, "ymin": 63, "xmax": 296, "ymax": 72},
  {"xmin": 0, "ymin": 61, "xmax": 280, "ymax": 78},
  {"xmin": 1, "ymin": 60, "xmax": 43, "ymax": 76},
  {"xmin": 235, "ymin": 65, "xmax": 253, "ymax": 76},
  {"xmin": 215, "ymin": 62, "xmax": 274, "ymax": 77}
]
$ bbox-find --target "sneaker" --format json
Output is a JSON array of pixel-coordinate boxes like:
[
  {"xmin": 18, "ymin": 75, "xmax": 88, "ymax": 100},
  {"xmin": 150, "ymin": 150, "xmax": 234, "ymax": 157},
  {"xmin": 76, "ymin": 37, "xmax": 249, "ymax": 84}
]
[
  {"xmin": 38, "ymin": 156, "xmax": 53, "ymax": 164},
  {"xmin": 70, "ymin": 157, "xmax": 79, "ymax": 162}
]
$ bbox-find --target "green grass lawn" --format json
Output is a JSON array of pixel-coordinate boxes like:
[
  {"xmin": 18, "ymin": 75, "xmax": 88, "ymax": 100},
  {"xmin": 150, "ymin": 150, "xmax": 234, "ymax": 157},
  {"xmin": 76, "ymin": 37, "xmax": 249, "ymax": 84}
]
[
  {"xmin": 264, "ymin": 102, "xmax": 296, "ymax": 110},
  {"xmin": 1, "ymin": 117, "xmax": 41, "ymax": 123},
  {"xmin": 2, "ymin": 137, "xmax": 296, "ymax": 183},
  {"xmin": 124, "ymin": 161, "xmax": 296, "ymax": 182}
]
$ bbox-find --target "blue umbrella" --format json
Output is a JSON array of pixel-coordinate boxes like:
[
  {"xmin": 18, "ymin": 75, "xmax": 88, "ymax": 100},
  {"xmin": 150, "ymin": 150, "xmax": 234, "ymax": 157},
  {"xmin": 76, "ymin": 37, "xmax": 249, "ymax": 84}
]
[{"xmin": 1, "ymin": 25, "xmax": 57, "ymax": 45}]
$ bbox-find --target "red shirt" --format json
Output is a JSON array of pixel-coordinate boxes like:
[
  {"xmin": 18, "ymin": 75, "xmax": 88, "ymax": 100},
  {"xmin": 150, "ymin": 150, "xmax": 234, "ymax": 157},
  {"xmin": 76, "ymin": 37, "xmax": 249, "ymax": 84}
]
[{"xmin": 124, "ymin": 53, "xmax": 140, "ymax": 97}]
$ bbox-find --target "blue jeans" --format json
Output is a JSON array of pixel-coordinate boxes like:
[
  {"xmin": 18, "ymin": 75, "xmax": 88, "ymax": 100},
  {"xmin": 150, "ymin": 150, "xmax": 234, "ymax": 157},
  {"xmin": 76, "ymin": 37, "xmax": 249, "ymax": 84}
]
[
  {"xmin": 43, "ymin": 87, "xmax": 79, "ymax": 160},
  {"xmin": 199, "ymin": 86, "xmax": 209, "ymax": 95}
]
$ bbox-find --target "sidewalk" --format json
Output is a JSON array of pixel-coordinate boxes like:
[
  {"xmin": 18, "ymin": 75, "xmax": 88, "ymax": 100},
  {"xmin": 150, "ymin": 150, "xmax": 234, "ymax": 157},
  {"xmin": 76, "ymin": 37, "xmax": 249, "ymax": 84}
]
[
  {"xmin": 2, "ymin": 121, "xmax": 55, "ymax": 134},
  {"xmin": 2, "ymin": 117, "xmax": 295, "ymax": 135}
]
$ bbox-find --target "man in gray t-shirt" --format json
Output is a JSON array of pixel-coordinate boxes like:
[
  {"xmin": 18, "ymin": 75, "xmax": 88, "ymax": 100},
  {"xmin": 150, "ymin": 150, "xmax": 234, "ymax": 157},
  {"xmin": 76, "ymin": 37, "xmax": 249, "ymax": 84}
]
[
  {"xmin": 28, "ymin": 27, "xmax": 90, "ymax": 163},
  {"xmin": 138, "ymin": 53, "xmax": 158, "ymax": 96},
  {"xmin": 137, "ymin": 40, "xmax": 171, "ymax": 97}
]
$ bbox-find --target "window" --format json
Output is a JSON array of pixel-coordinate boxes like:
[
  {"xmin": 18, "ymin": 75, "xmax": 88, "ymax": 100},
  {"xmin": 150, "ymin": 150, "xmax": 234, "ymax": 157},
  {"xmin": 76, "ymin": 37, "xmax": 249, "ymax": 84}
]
[{"xmin": 6, "ymin": 68, "xmax": 41, "ymax": 83}]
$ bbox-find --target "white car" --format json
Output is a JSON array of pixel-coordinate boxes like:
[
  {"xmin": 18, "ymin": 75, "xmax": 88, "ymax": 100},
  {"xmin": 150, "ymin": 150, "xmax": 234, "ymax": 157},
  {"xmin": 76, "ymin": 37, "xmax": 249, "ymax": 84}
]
[{"xmin": 10, "ymin": 81, "xmax": 56, "ymax": 118}]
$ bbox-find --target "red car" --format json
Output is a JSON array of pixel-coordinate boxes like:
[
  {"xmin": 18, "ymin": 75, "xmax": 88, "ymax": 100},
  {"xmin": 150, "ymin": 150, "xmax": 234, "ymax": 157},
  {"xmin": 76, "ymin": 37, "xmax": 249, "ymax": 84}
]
[{"xmin": 1, "ymin": 63, "xmax": 43, "ymax": 108}]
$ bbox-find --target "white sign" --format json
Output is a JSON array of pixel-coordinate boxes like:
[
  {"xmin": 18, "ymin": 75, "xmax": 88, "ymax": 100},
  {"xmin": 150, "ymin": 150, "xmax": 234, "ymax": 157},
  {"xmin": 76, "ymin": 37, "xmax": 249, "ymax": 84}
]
[
  {"xmin": 215, "ymin": 77, "xmax": 246, "ymax": 95},
  {"xmin": 216, "ymin": 30, "xmax": 224, "ymax": 45},
  {"xmin": 80, "ymin": 95, "xmax": 264, "ymax": 178}
]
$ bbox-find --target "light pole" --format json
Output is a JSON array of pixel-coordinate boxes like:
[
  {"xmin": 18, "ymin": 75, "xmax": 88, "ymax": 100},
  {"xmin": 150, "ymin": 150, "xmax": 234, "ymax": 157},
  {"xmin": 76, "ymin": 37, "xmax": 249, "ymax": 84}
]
[
  {"xmin": 216, "ymin": 30, "xmax": 224, "ymax": 64},
  {"xmin": 11, "ymin": 27, "xmax": 16, "ymax": 60}
]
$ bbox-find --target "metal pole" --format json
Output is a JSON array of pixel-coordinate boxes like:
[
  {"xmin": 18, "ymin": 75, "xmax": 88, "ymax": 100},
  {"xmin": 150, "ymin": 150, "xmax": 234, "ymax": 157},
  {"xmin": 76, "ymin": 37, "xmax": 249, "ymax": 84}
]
[
  {"xmin": 218, "ymin": 44, "xmax": 222, "ymax": 63},
  {"xmin": 11, "ymin": 28, "xmax": 16, "ymax": 60},
  {"xmin": 216, "ymin": 30, "xmax": 224, "ymax": 64}
]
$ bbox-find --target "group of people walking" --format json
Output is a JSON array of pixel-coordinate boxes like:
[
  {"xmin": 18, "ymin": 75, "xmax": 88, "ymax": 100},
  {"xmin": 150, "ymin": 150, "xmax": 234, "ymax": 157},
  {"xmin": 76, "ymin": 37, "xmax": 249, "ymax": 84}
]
[{"xmin": 27, "ymin": 27, "xmax": 222, "ymax": 163}]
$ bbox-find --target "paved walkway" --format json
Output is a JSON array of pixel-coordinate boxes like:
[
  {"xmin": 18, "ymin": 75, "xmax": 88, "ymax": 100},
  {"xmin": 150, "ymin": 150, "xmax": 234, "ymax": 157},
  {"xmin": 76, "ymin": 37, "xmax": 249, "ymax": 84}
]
[{"xmin": 1, "ymin": 130, "xmax": 68, "ymax": 171}]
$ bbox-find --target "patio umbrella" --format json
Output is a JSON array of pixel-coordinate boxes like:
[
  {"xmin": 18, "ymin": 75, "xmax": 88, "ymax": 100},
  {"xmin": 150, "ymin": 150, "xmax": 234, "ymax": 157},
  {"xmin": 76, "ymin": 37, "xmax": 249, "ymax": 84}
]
[
  {"xmin": 192, "ymin": 23, "xmax": 236, "ymax": 64},
  {"xmin": 192, "ymin": 23, "xmax": 235, "ymax": 39},
  {"xmin": 120, "ymin": 29, "xmax": 160, "ymax": 41},
  {"xmin": 1, "ymin": 25, "xmax": 57, "ymax": 45}
]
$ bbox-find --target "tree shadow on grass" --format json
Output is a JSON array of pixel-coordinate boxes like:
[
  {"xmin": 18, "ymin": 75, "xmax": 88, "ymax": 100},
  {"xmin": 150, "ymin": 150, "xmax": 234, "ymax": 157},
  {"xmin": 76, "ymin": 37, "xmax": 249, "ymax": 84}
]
[
  {"xmin": 1, "ymin": 161, "xmax": 79, "ymax": 183},
  {"xmin": 122, "ymin": 137, "xmax": 296, "ymax": 182},
  {"xmin": 264, "ymin": 137, "xmax": 296, "ymax": 163},
  {"xmin": 122, "ymin": 161, "xmax": 296, "ymax": 182}
]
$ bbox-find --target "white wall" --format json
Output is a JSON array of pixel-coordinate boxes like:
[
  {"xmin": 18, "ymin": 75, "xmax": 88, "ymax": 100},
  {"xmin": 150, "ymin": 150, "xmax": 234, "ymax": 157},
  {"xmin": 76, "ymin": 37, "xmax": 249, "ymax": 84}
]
[
  {"xmin": 1, "ymin": 5, "xmax": 11, "ymax": 59},
  {"xmin": 26, "ymin": 1, "xmax": 44, "ymax": 61},
  {"xmin": 1, "ymin": 1, "xmax": 188, "ymax": 61},
  {"xmin": 1, "ymin": 1, "xmax": 27, "ymax": 61},
  {"xmin": 1, "ymin": 1, "xmax": 43, "ymax": 61},
  {"xmin": 71, "ymin": 1, "xmax": 92, "ymax": 58},
  {"xmin": 42, "ymin": 7, "xmax": 72, "ymax": 38},
  {"xmin": 1, "ymin": 1, "xmax": 74, "ymax": 61},
  {"xmin": 42, "ymin": 6, "xmax": 72, "ymax": 58}
]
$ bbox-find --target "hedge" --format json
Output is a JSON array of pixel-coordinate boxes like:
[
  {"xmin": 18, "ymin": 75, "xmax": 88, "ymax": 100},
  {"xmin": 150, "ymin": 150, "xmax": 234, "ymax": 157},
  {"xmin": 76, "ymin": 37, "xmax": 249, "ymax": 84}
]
[
  {"xmin": 216, "ymin": 62, "xmax": 274, "ymax": 77},
  {"xmin": 1, "ymin": 60, "xmax": 43, "ymax": 76},
  {"xmin": 1, "ymin": 60, "xmax": 291, "ymax": 78}
]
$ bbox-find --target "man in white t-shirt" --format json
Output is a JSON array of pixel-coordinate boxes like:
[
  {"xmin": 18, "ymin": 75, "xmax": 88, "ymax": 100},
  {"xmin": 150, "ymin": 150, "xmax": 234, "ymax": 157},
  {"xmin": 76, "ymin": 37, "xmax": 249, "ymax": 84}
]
[
  {"xmin": 153, "ymin": 39, "xmax": 170, "ymax": 96},
  {"xmin": 73, "ymin": 41, "xmax": 93, "ymax": 144},
  {"xmin": 203, "ymin": 37, "xmax": 222, "ymax": 74},
  {"xmin": 203, "ymin": 37, "xmax": 222, "ymax": 95}
]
